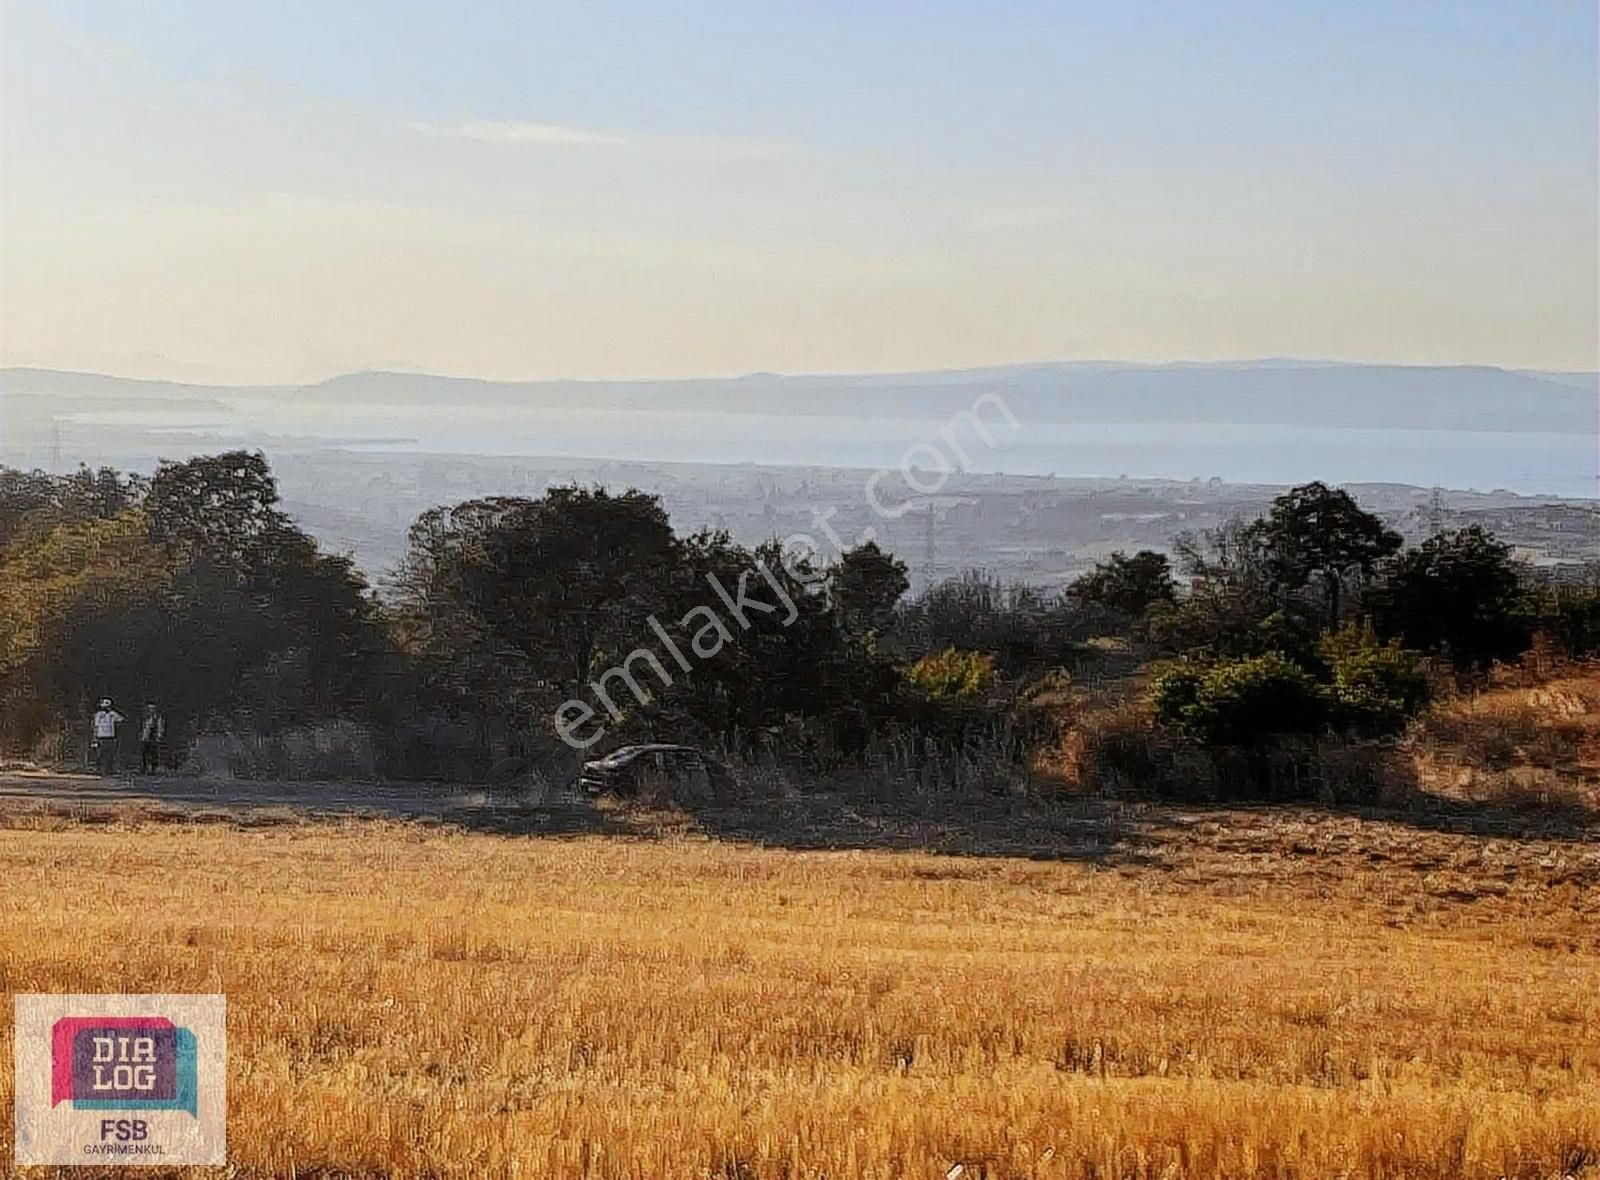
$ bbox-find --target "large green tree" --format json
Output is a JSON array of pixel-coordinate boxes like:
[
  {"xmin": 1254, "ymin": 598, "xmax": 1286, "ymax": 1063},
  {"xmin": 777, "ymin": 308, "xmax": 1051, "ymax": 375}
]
[
  {"xmin": 1372, "ymin": 526, "xmax": 1526, "ymax": 670},
  {"xmin": 1243, "ymin": 481, "xmax": 1401, "ymax": 625},
  {"xmin": 0, "ymin": 465, "xmax": 144, "ymax": 554},
  {"xmin": 145, "ymin": 450, "xmax": 288, "ymax": 565},
  {"xmin": 394, "ymin": 487, "xmax": 686, "ymax": 751},
  {"xmin": 0, "ymin": 510, "xmax": 178, "ymax": 751}
]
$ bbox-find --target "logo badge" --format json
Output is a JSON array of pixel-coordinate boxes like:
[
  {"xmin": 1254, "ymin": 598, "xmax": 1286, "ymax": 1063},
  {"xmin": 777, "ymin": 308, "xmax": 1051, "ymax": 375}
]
[{"xmin": 14, "ymin": 995, "xmax": 225, "ymax": 1166}]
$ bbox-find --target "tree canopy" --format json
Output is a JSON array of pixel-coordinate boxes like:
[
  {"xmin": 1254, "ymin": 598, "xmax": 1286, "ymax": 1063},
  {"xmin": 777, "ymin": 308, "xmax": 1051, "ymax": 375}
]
[
  {"xmin": 1371, "ymin": 525, "xmax": 1525, "ymax": 670},
  {"xmin": 1243, "ymin": 481, "xmax": 1401, "ymax": 625}
]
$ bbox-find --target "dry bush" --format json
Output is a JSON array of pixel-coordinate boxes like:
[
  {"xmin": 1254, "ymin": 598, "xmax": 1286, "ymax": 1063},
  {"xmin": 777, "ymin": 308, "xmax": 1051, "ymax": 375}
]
[
  {"xmin": 1416, "ymin": 671, "xmax": 1597, "ymax": 769},
  {"xmin": 1056, "ymin": 657, "xmax": 1600, "ymax": 819},
  {"xmin": 1063, "ymin": 701, "xmax": 1406, "ymax": 806},
  {"xmin": 186, "ymin": 721, "xmax": 379, "ymax": 781},
  {"xmin": 854, "ymin": 728, "xmax": 1033, "ymax": 799},
  {"xmin": 1408, "ymin": 661, "xmax": 1600, "ymax": 815},
  {"xmin": 1059, "ymin": 699, "xmax": 1202, "ymax": 798},
  {"xmin": 725, "ymin": 734, "xmax": 1031, "ymax": 810}
]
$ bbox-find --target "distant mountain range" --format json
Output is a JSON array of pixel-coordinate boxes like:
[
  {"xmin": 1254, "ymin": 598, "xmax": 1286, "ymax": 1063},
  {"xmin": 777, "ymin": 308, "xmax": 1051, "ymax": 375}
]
[{"xmin": 6, "ymin": 359, "xmax": 1596, "ymax": 434}]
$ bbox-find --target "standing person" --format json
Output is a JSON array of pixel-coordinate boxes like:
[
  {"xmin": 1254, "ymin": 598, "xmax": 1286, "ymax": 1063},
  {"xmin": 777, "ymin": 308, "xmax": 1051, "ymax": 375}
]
[
  {"xmin": 139, "ymin": 703, "xmax": 166, "ymax": 774},
  {"xmin": 91, "ymin": 699, "xmax": 124, "ymax": 775}
]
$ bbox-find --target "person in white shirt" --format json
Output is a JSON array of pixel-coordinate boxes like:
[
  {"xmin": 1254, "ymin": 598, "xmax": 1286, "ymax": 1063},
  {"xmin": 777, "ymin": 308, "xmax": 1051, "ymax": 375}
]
[{"xmin": 91, "ymin": 699, "xmax": 124, "ymax": 775}]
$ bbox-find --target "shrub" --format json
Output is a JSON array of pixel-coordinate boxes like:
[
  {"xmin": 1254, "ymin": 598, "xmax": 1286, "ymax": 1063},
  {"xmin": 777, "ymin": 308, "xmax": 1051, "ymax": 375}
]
[
  {"xmin": 1149, "ymin": 664, "xmax": 1203, "ymax": 724},
  {"xmin": 1524, "ymin": 576, "xmax": 1600, "ymax": 659},
  {"xmin": 1069, "ymin": 550, "xmax": 1176, "ymax": 619},
  {"xmin": 1318, "ymin": 625, "xmax": 1431, "ymax": 738},
  {"xmin": 1153, "ymin": 653, "xmax": 1326, "ymax": 745},
  {"xmin": 1069, "ymin": 701, "xmax": 1404, "ymax": 805},
  {"xmin": 892, "ymin": 648, "xmax": 1061, "ymax": 761},
  {"xmin": 1145, "ymin": 579, "xmax": 1324, "ymax": 665},
  {"xmin": 901, "ymin": 648, "xmax": 997, "ymax": 704},
  {"xmin": 891, "ymin": 573, "xmax": 1092, "ymax": 672},
  {"xmin": 1068, "ymin": 700, "xmax": 1213, "ymax": 801}
]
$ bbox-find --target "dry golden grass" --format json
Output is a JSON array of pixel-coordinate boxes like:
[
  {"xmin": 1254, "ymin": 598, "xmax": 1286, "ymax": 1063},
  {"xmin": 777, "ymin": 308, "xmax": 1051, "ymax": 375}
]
[
  {"xmin": 1413, "ymin": 662, "xmax": 1600, "ymax": 816},
  {"xmin": 1, "ymin": 806, "xmax": 1597, "ymax": 1179}
]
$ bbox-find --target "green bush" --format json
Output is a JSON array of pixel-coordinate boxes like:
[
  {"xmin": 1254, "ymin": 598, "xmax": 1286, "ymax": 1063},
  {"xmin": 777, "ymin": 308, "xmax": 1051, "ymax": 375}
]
[
  {"xmin": 1153, "ymin": 653, "xmax": 1326, "ymax": 745},
  {"xmin": 1154, "ymin": 628, "xmax": 1431, "ymax": 748},
  {"xmin": 1318, "ymin": 625, "xmax": 1431, "ymax": 737},
  {"xmin": 1149, "ymin": 664, "xmax": 1203, "ymax": 723},
  {"xmin": 1074, "ymin": 700, "xmax": 1405, "ymax": 805},
  {"xmin": 1371, "ymin": 525, "xmax": 1526, "ymax": 670},
  {"xmin": 901, "ymin": 648, "xmax": 998, "ymax": 704},
  {"xmin": 1524, "ymin": 576, "xmax": 1600, "ymax": 658}
]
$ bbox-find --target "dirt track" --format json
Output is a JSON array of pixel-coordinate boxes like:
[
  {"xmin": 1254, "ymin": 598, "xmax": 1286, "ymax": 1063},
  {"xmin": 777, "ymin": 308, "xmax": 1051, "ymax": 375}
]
[{"xmin": 0, "ymin": 768, "xmax": 545, "ymax": 818}]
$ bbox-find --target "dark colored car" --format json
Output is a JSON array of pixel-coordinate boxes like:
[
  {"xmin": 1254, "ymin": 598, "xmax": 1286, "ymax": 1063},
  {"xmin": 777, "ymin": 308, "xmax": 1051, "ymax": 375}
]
[{"xmin": 578, "ymin": 744, "xmax": 719, "ymax": 798}]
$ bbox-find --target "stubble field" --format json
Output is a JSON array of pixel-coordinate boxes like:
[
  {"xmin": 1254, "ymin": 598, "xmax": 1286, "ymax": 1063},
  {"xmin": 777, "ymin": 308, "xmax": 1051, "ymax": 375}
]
[{"xmin": 1, "ymin": 805, "xmax": 1597, "ymax": 1179}]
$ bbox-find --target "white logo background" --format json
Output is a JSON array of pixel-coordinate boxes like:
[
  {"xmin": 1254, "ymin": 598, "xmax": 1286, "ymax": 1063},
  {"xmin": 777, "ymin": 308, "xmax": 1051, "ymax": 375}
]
[{"xmin": 13, "ymin": 993, "xmax": 226, "ymax": 1167}]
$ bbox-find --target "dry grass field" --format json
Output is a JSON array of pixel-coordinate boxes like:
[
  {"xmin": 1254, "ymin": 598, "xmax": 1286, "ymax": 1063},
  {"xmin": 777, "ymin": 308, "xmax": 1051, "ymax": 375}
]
[{"xmin": 1, "ymin": 798, "xmax": 1597, "ymax": 1179}]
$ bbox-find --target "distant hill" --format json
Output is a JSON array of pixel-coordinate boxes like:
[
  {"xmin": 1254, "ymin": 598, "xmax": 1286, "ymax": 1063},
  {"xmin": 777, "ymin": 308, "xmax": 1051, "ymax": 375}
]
[{"xmin": 6, "ymin": 359, "xmax": 1595, "ymax": 434}]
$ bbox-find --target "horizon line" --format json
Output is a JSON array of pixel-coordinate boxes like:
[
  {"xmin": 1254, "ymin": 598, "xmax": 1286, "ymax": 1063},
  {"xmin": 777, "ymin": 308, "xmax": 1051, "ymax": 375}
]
[{"xmin": 4, "ymin": 356, "xmax": 1597, "ymax": 392}]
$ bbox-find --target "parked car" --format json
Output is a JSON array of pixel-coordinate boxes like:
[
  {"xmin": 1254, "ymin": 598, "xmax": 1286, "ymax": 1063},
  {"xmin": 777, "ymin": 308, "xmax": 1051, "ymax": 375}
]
[{"xmin": 578, "ymin": 744, "xmax": 721, "ymax": 799}]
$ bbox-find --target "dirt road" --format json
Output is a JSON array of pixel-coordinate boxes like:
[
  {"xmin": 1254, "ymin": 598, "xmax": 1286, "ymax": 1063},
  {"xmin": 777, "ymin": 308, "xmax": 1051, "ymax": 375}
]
[{"xmin": 0, "ymin": 768, "xmax": 547, "ymax": 818}]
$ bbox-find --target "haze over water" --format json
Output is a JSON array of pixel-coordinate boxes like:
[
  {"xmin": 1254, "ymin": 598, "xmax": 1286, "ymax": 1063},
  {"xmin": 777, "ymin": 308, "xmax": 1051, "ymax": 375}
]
[{"xmin": 52, "ymin": 397, "xmax": 1597, "ymax": 499}]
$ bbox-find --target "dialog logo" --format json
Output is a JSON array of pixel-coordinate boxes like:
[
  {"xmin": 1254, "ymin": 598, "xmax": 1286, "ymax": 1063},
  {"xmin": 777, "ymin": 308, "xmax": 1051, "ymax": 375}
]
[
  {"xmin": 14, "ymin": 995, "xmax": 225, "ymax": 1166},
  {"xmin": 52, "ymin": 1016, "xmax": 198, "ymax": 1115}
]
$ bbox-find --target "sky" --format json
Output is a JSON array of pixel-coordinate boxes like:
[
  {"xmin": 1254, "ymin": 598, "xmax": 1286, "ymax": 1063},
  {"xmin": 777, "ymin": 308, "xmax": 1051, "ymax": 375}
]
[{"xmin": 1, "ymin": 0, "xmax": 1596, "ymax": 384}]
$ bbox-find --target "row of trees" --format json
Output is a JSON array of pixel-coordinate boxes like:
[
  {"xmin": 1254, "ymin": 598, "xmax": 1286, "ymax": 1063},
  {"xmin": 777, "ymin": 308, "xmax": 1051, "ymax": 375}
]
[
  {"xmin": 393, "ymin": 486, "xmax": 915, "ymax": 762},
  {"xmin": 1145, "ymin": 481, "xmax": 1536, "ymax": 674},
  {"xmin": 1080, "ymin": 482, "xmax": 1589, "ymax": 753},
  {"xmin": 0, "ymin": 455, "xmax": 386, "ymax": 761},
  {"xmin": 1, "ymin": 454, "xmax": 944, "ymax": 773},
  {"xmin": 1, "ymin": 455, "xmax": 1593, "ymax": 786}
]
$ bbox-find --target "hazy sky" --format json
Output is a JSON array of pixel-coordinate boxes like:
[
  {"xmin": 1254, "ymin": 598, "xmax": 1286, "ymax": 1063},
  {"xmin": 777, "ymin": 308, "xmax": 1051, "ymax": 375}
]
[{"xmin": 2, "ymin": 1, "xmax": 1596, "ymax": 383}]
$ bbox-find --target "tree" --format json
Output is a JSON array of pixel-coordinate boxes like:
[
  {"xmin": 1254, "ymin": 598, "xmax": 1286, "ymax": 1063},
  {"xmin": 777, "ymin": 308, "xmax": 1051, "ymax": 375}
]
[
  {"xmin": 1372, "ymin": 526, "xmax": 1526, "ymax": 670},
  {"xmin": 0, "ymin": 453, "xmax": 390, "ymax": 760},
  {"xmin": 0, "ymin": 468, "xmax": 57, "ymax": 553},
  {"xmin": 0, "ymin": 510, "xmax": 178, "ymax": 753},
  {"xmin": 828, "ymin": 541, "xmax": 908, "ymax": 639},
  {"xmin": 141, "ymin": 452, "xmax": 386, "ymax": 728},
  {"xmin": 145, "ymin": 451, "xmax": 288, "ymax": 565},
  {"xmin": 0, "ymin": 465, "xmax": 144, "ymax": 554},
  {"xmin": 1244, "ymin": 482, "xmax": 1400, "ymax": 625},
  {"xmin": 225, "ymin": 526, "xmax": 388, "ymax": 725},
  {"xmin": 393, "ymin": 487, "xmax": 683, "ymax": 745},
  {"xmin": 466, "ymin": 487, "xmax": 679, "ymax": 689},
  {"xmin": 1148, "ymin": 521, "xmax": 1320, "ymax": 662},
  {"xmin": 892, "ymin": 572, "xmax": 1083, "ymax": 671},
  {"xmin": 54, "ymin": 466, "xmax": 145, "ymax": 524},
  {"xmin": 1525, "ymin": 567, "xmax": 1600, "ymax": 658},
  {"xmin": 1070, "ymin": 550, "xmax": 1176, "ymax": 618}
]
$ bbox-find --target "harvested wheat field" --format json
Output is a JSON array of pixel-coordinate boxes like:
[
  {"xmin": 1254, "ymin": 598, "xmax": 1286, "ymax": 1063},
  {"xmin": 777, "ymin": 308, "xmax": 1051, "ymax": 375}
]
[{"xmin": 1, "ymin": 806, "xmax": 1597, "ymax": 1179}]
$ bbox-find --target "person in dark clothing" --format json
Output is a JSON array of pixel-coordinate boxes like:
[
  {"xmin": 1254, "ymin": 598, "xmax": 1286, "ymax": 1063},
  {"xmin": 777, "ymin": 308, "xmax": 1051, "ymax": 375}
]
[{"xmin": 139, "ymin": 702, "xmax": 166, "ymax": 774}]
